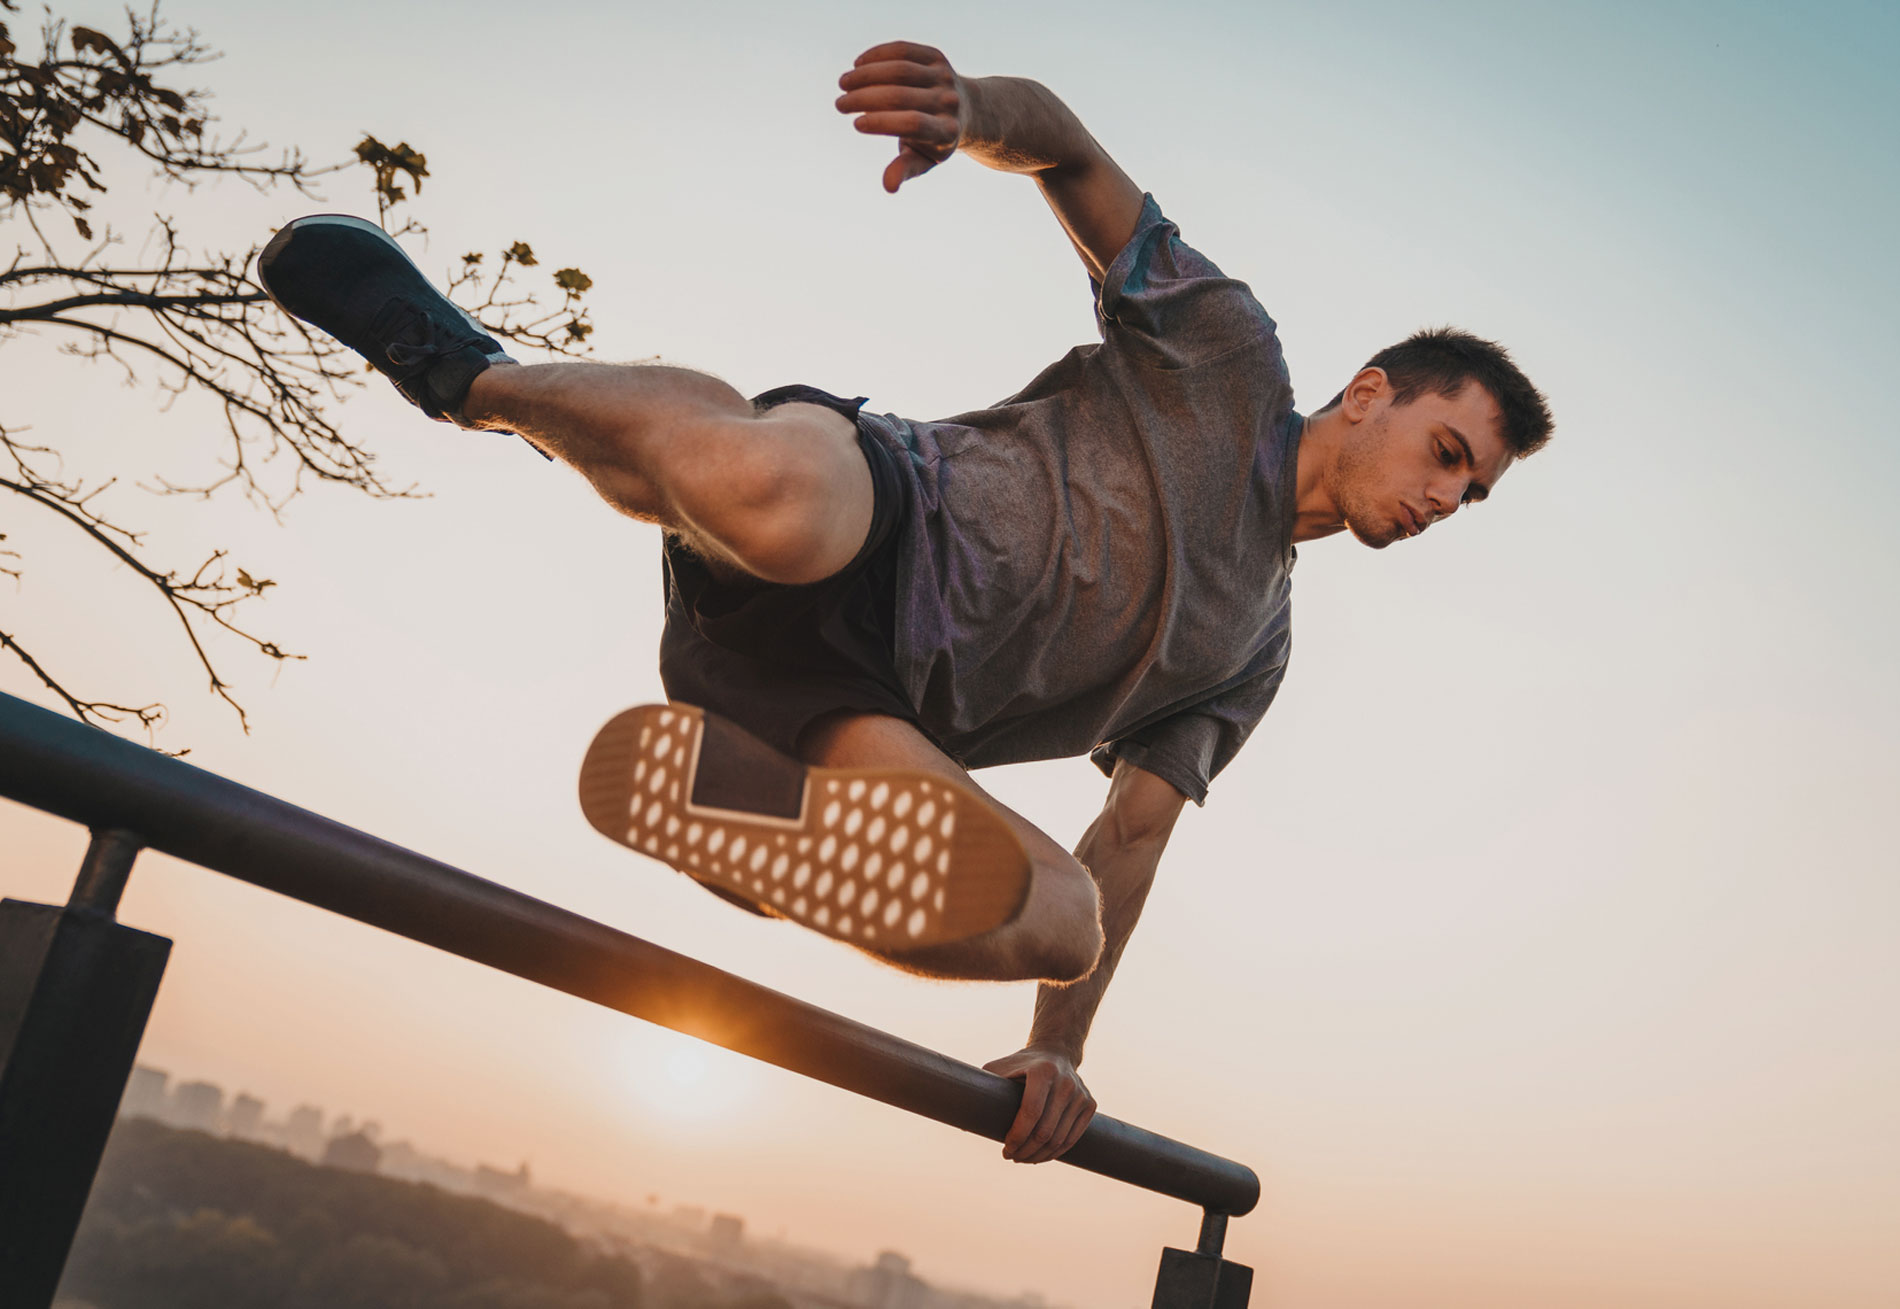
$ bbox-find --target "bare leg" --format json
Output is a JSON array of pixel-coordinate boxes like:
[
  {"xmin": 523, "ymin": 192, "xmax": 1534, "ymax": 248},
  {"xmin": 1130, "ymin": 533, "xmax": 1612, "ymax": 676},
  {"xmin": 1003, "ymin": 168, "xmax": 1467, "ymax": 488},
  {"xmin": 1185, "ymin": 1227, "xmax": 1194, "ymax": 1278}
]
[
  {"xmin": 798, "ymin": 711, "xmax": 1105, "ymax": 984},
  {"xmin": 487, "ymin": 367, "xmax": 1081, "ymax": 976},
  {"xmin": 464, "ymin": 361, "xmax": 872, "ymax": 584}
]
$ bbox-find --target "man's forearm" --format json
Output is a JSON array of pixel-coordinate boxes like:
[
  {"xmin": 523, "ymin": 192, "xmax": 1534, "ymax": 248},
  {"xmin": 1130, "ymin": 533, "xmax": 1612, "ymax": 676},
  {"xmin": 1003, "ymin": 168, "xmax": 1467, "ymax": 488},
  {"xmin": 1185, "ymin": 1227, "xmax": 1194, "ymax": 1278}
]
[
  {"xmin": 1026, "ymin": 827, "xmax": 1165, "ymax": 1062},
  {"xmin": 958, "ymin": 76, "xmax": 1107, "ymax": 178}
]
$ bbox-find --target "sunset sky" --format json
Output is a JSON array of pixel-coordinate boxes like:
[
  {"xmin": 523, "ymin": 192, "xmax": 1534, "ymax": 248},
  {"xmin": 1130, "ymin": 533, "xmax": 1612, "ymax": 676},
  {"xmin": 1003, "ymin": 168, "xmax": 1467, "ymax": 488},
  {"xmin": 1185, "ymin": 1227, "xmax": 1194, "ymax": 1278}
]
[{"xmin": 4, "ymin": 2, "xmax": 1897, "ymax": 1305}]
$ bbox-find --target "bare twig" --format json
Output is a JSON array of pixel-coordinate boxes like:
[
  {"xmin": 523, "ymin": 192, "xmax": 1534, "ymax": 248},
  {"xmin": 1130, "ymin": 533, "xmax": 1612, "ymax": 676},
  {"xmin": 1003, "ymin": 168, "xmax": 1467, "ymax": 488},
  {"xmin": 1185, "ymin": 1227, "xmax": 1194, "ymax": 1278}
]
[{"xmin": 0, "ymin": 0, "xmax": 594, "ymax": 737}]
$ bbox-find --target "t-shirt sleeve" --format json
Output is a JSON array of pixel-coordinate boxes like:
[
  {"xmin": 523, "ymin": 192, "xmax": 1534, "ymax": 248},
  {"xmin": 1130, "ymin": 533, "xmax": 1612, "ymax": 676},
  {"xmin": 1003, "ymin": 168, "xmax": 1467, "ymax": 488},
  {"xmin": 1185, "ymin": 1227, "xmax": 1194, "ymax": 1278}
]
[
  {"xmin": 1089, "ymin": 665, "xmax": 1286, "ymax": 805},
  {"xmin": 1091, "ymin": 194, "xmax": 1277, "ymax": 369}
]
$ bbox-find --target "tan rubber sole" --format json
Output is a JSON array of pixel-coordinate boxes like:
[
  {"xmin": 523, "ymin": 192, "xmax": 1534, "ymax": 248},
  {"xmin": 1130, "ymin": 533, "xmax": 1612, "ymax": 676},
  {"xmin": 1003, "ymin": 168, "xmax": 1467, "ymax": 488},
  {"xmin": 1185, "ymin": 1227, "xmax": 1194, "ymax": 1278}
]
[{"xmin": 579, "ymin": 704, "xmax": 1031, "ymax": 950}]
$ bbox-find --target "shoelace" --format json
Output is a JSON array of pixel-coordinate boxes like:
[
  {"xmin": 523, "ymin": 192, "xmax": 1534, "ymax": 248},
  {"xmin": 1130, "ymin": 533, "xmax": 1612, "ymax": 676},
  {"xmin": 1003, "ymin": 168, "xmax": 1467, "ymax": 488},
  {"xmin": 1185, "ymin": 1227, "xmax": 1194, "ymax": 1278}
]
[{"xmin": 382, "ymin": 304, "xmax": 479, "ymax": 370}]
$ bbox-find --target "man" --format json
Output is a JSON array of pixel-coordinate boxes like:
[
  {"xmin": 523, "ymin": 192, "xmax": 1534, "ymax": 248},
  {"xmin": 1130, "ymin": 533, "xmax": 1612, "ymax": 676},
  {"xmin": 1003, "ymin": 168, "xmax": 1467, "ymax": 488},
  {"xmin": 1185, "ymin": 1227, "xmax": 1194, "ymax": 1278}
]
[{"xmin": 258, "ymin": 41, "xmax": 1552, "ymax": 1167}]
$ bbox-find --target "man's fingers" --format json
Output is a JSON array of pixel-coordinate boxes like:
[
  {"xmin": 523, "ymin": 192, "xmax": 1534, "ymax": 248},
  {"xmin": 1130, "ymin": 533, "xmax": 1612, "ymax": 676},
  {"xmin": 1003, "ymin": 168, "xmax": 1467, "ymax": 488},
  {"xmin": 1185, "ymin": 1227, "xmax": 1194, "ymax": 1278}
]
[
  {"xmin": 1051, "ymin": 1093, "xmax": 1098, "ymax": 1161},
  {"xmin": 851, "ymin": 41, "xmax": 947, "ymax": 71},
  {"xmin": 850, "ymin": 111, "xmax": 958, "ymax": 147},
  {"xmin": 883, "ymin": 146, "xmax": 945, "ymax": 193},
  {"xmin": 835, "ymin": 85, "xmax": 958, "ymax": 117},
  {"xmin": 1013, "ymin": 1099, "xmax": 1072, "ymax": 1164},
  {"xmin": 1016, "ymin": 1086, "xmax": 1094, "ymax": 1164},
  {"xmin": 1001, "ymin": 1071, "xmax": 1053, "ymax": 1157},
  {"xmin": 839, "ymin": 59, "xmax": 945, "ymax": 92}
]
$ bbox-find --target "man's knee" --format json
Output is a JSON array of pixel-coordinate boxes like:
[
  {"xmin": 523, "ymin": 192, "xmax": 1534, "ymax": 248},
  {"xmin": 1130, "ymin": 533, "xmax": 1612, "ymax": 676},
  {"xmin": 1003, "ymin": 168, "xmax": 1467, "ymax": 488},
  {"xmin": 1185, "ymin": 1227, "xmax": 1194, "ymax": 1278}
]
[
  {"xmin": 1026, "ymin": 862, "xmax": 1105, "ymax": 984},
  {"xmin": 689, "ymin": 412, "xmax": 871, "ymax": 585}
]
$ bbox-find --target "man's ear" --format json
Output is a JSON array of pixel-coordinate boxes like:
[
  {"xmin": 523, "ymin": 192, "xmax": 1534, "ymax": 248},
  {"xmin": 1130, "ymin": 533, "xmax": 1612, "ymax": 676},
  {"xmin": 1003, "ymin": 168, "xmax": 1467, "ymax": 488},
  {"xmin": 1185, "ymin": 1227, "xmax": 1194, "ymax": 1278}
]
[{"xmin": 1340, "ymin": 366, "xmax": 1388, "ymax": 422}]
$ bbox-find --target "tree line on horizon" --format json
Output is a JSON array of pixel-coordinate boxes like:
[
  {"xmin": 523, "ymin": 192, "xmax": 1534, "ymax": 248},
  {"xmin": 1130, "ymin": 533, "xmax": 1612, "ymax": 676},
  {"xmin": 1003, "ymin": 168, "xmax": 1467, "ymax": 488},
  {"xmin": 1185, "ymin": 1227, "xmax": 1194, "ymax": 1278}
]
[{"xmin": 56, "ymin": 1117, "xmax": 796, "ymax": 1309}]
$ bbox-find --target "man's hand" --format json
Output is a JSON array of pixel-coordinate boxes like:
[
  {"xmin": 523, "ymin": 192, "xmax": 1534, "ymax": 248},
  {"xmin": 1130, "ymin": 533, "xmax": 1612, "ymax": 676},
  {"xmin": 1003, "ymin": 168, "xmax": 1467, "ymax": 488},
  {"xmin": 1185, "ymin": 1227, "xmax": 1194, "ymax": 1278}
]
[
  {"xmin": 836, "ymin": 41, "xmax": 967, "ymax": 193},
  {"xmin": 983, "ymin": 1047, "xmax": 1097, "ymax": 1164}
]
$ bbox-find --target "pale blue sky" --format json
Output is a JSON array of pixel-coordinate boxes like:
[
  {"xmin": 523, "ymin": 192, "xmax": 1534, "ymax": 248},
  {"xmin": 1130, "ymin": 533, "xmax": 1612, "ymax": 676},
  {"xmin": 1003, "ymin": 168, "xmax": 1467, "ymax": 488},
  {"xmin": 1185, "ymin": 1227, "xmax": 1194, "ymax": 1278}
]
[{"xmin": 4, "ymin": 3, "xmax": 1897, "ymax": 1305}]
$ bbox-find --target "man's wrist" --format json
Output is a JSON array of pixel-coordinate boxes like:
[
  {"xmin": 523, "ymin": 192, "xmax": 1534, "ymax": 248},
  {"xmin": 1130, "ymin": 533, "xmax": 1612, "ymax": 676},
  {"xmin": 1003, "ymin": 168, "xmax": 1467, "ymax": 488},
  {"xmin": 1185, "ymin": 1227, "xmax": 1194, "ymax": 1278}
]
[
  {"xmin": 1025, "ymin": 1036, "xmax": 1084, "ymax": 1065},
  {"xmin": 954, "ymin": 74, "xmax": 995, "ymax": 155}
]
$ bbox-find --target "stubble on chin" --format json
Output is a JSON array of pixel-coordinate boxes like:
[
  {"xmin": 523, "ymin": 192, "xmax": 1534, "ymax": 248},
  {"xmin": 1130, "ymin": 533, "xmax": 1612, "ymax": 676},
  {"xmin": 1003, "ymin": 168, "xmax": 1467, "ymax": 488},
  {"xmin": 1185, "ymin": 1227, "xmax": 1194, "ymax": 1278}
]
[
  {"xmin": 1333, "ymin": 419, "xmax": 1401, "ymax": 550},
  {"xmin": 1339, "ymin": 490, "xmax": 1402, "ymax": 550}
]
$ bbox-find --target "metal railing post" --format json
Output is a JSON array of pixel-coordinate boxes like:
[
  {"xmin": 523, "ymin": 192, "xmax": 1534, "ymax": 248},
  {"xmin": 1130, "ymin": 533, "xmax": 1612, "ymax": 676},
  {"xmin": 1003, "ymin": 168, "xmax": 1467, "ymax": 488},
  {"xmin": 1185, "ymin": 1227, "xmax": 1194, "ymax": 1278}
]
[
  {"xmin": 0, "ymin": 829, "xmax": 171, "ymax": 1309},
  {"xmin": 1150, "ymin": 1209, "xmax": 1253, "ymax": 1308}
]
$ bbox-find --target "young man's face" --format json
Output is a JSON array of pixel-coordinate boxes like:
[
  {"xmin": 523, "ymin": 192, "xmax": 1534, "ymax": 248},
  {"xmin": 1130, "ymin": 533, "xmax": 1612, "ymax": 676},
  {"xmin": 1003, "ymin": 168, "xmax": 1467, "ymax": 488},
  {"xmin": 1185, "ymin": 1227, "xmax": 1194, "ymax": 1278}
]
[{"xmin": 1335, "ymin": 380, "xmax": 1516, "ymax": 549}]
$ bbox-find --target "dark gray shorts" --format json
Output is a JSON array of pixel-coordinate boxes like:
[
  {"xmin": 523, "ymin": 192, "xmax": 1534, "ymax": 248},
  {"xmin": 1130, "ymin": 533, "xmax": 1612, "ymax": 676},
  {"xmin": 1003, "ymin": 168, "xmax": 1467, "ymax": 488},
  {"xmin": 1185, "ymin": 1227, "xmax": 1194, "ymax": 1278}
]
[{"xmin": 656, "ymin": 385, "xmax": 927, "ymax": 760}]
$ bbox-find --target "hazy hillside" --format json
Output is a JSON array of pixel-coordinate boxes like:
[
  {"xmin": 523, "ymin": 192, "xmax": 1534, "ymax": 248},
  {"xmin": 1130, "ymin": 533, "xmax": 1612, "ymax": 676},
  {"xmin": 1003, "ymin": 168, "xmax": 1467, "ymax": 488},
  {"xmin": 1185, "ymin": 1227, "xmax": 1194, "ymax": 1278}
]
[{"xmin": 55, "ymin": 1117, "xmax": 791, "ymax": 1309}]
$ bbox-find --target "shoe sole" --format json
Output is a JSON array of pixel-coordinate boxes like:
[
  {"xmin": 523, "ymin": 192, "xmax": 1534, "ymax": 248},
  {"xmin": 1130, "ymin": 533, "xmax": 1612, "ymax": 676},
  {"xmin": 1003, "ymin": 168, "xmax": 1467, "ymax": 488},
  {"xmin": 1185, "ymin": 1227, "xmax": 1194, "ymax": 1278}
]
[{"xmin": 578, "ymin": 703, "xmax": 1032, "ymax": 950}]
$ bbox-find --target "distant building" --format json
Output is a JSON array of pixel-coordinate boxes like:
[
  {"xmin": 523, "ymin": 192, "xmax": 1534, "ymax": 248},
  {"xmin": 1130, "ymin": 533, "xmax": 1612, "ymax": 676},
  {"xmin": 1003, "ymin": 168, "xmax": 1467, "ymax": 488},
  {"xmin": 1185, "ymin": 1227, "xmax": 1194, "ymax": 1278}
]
[
  {"xmin": 475, "ymin": 1161, "xmax": 531, "ymax": 1200},
  {"xmin": 321, "ymin": 1130, "xmax": 382, "ymax": 1174},
  {"xmin": 121, "ymin": 1065, "xmax": 169, "ymax": 1121},
  {"xmin": 225, "ymin": 1092, "xmax": 265, "ymax": 1139},
  {"xmin": 285, "ymin": 1104, "xmax": 325, "ymax": 1159},
  {"xmin": 852, "ymin": 1251, "xmax": 926, "ymax": 1309},
  {"xmin": 708, "ymin": 1212, "xmax": 744, "ymax": 1256},
  {"xmin": 170, "ymin": 1080, "xmax": 223, "ymax": 1132}
]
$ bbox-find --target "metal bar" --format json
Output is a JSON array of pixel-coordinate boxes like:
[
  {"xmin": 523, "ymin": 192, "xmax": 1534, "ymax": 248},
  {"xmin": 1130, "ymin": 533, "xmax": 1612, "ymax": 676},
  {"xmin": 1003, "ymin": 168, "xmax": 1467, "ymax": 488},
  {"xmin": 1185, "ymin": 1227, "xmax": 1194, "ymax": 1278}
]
[
  {"xmin": 69, "ymin": 828, "xmax": 142, "ymax": 915},
  {"xmin": 0, "ymin": 692, "xmax": 1259, "ymax": 1216},
  {"xmin": 1197, "ymin": 1211, "xmax": 1228, "ymax": 1258}
]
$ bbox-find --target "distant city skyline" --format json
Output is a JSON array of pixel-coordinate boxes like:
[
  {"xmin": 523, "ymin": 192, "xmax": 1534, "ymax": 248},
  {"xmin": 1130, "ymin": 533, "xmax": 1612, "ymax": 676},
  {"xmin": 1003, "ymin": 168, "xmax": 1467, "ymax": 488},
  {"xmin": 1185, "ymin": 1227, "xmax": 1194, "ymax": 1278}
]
[{"xmin": 116, "ymin": 1062, "xmax": 1062, "ymax": 1309}]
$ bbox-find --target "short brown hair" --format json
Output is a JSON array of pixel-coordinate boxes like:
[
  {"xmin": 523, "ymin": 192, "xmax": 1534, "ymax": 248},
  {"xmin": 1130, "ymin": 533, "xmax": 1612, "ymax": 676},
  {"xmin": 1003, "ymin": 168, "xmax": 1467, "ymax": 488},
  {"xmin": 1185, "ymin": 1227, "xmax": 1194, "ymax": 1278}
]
[{"xmin": 1325, "ymin": 327, "xmax": 1553, "ymax": 457}]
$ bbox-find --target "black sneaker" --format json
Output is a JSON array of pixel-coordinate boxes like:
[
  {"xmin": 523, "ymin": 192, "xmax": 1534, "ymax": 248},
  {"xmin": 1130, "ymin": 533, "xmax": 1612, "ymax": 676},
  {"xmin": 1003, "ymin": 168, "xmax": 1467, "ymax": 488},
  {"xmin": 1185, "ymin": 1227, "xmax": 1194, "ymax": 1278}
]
[{"xmin": 256, "ymin": 214, "xmax": 514, "ymax": 425}]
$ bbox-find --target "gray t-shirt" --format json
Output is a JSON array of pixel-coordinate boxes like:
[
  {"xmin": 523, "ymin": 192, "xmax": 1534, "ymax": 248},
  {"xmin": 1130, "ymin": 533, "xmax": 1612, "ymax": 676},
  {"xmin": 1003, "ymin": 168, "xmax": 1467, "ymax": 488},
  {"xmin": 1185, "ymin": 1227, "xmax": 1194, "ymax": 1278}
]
[{"xmin": 860, "ymin": 196, "xmax": 1300, "ymax": 804}]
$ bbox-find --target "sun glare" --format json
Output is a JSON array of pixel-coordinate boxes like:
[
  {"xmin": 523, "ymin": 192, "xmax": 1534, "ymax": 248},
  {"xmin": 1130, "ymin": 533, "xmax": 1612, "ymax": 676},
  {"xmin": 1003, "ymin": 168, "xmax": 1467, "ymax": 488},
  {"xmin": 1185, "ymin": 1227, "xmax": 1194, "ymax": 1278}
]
[{"xmin": 623, "ymin": 1033, "xmax": 755, "ymax": 1126}]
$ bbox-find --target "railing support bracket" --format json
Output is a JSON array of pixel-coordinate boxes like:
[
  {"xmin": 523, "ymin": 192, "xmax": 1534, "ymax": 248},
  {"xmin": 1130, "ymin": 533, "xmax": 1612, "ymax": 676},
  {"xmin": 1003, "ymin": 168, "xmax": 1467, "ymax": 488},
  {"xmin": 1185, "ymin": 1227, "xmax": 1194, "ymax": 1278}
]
[
  {"xmin": 1151, "ymin": 1209, "xmax": 1253, "ymax": 1307},
  {"xmin": 0, "ymin": 888, "xmax": 171, "ymax": 1306}
]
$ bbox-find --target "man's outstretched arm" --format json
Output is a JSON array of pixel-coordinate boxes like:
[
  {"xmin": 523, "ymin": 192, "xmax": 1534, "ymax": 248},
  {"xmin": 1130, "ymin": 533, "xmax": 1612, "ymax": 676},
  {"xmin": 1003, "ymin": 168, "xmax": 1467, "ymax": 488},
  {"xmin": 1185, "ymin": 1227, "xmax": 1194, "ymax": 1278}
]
[
  {"xmin": 836, "ymin": 41, "xmax": 1146, "ymax": 279},
  {"xmin": 984, "ymin": 760, "xmax": 1187, "ymax": 1163}
]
